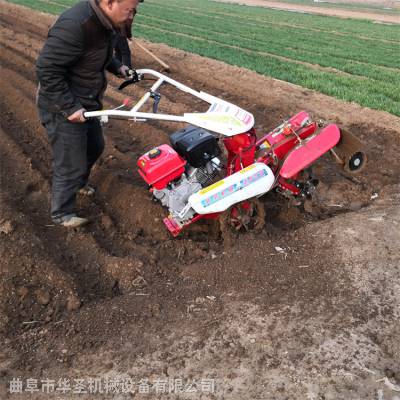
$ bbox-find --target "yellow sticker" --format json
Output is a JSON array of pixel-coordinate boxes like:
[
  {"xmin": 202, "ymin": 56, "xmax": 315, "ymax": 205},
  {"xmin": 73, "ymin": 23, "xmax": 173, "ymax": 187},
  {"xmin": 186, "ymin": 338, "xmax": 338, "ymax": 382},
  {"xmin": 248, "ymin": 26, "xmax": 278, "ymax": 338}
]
[
  {"xmin": 199, "ymin": 179, "xmax": 225, "ymax": 195},
  {"xmin": 239, "ymin": 164, "xmax": 256, "ymax": 174},
  {"xmin": 197, "ymin": 114, "xmax": 244, "ymax": 127},
  {"xmin": 138, "ymin": 94, "xmax": 147, "ymax": 104},
  {"xmin": 263, "ymin": 140, "xmax": 271, "ymax": 148}
]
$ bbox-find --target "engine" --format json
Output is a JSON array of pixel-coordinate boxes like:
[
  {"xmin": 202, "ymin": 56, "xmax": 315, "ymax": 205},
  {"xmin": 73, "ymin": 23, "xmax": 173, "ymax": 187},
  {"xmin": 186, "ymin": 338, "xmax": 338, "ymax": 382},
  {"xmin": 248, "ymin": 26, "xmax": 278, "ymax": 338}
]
[{"xmin": 137, "ymin": 126, "xmax": 221, "ymax": 224}]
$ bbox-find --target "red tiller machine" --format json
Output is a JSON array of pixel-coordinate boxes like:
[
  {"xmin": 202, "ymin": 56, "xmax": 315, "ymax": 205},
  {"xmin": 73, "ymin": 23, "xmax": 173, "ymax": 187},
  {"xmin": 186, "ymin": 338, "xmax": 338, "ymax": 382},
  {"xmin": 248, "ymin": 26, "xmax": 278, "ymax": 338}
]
[{"xmin": 85, "ymin": 70, "xmax": 366, "ymax": 236}]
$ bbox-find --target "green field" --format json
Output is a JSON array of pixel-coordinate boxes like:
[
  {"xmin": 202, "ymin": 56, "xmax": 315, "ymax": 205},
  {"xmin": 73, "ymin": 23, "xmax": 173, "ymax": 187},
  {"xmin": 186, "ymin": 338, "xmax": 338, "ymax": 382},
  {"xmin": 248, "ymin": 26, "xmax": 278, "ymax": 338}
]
[
  {"xmin": 259, "ymin": 0, "xmax": 400, "ymax": 13},
  {"xmin": 7, "ymin": 0, "xmax": 400, "ymax": 116}
]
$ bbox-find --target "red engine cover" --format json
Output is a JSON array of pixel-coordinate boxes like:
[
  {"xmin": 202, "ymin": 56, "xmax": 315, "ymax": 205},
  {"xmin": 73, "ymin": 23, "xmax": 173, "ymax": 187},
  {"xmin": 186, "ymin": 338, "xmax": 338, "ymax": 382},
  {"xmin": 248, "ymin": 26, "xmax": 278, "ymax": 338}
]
[{"xmin": 137, "ymin": 144, "xmax": 186, "ymax": 190}]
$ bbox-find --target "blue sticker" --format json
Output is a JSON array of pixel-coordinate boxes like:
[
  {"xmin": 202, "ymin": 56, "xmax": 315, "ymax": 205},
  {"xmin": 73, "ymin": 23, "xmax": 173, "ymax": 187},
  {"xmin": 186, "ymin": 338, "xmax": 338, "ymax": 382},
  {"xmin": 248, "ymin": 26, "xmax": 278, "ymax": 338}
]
[{"xmin": 201, "ymin": 169, "xmax": 267, "ymax": 208}]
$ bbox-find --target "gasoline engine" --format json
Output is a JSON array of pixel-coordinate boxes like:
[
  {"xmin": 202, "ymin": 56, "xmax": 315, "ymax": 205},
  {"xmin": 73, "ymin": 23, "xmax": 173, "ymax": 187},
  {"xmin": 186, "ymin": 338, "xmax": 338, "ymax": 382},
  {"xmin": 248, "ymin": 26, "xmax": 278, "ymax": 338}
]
[{"xmin": 138, "ymin": 126, "xmax": 222, "ymax": 225}]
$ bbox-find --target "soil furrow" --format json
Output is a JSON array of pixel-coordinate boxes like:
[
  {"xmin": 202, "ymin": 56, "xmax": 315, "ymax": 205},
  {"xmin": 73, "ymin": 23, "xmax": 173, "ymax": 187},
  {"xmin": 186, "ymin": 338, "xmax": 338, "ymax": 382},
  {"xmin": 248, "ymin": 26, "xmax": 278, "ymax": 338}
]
[{"xmin": 1, "ymin": 3, "xmax": 399, "ymax": 398}]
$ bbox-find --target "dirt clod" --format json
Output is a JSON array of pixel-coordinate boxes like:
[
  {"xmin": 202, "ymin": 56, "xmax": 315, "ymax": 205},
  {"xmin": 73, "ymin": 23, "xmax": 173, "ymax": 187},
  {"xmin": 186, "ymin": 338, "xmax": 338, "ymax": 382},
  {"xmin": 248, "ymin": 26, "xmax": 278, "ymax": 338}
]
[
  {"xmin": 34, "ymin": 289, "xmax": 51, "ymax": 306},
  {"xmin": 101, "ymin": 214, "xmax": 114, "ymax": 230},
  {"xmin": 66, "ymin": 295, "xmax": 81, "ymax": 312},
  {"xmin": 0, "ymin": 219, "xmax": 14, "ymax": 235},
  {"xmin": 16, "ymin": 286, "xmax": 29, "ymax": 300}
]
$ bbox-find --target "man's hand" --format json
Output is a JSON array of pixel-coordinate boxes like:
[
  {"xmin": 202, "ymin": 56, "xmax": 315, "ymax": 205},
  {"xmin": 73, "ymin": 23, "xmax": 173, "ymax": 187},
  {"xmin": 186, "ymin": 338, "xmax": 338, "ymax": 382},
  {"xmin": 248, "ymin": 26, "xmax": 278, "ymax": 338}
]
[
  {"xmin": 67, "ymin": 108, "xmax": 86, "ymax": 123},
  {"xmin": 118, "ymin": 65, "xmax": 132, "ymax": 78}
]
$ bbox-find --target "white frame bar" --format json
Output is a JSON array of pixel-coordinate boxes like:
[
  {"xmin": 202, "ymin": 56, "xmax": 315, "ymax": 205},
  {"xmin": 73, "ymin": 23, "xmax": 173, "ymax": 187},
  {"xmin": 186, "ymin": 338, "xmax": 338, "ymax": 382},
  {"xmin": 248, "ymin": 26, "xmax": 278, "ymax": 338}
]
[{"xmin": 84, "ymin": 69, "xmax": 215, "ymax": 122}]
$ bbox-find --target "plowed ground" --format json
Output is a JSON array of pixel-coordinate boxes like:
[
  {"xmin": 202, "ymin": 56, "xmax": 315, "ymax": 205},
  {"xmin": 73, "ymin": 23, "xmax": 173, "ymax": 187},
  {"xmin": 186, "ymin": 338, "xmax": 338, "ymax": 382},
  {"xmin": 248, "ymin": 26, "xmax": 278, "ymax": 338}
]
[{"xmin": 0, "ymin": 2, "xmax": 399, "ymax": 399}]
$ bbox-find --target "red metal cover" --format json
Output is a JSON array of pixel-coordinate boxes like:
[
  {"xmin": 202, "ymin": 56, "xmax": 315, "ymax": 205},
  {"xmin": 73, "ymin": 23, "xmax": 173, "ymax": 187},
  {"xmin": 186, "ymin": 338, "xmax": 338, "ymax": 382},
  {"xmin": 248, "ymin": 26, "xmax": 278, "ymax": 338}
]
[
  {"xmin": 265, "ymin": 111, "xmax": 311, "ymax": 146},
  {"xmin": 137, "ymin": 144, "xmax": 186, "ymax": 189},
  {"xmin": 261, "ymin": 111, "xmax": 317, "ymax": 160},
  {"xmin": 279, "ymin": 124, "xmax": 341, "ymax": 179}
]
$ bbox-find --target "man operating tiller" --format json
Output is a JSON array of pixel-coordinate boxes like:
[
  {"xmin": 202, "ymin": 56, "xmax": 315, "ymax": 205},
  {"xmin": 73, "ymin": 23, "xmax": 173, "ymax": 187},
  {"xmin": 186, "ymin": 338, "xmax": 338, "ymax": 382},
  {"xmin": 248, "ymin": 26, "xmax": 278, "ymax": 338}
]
[{"xmin": 36, "ymin": 0, "xmax": 140, "ymax": 227}]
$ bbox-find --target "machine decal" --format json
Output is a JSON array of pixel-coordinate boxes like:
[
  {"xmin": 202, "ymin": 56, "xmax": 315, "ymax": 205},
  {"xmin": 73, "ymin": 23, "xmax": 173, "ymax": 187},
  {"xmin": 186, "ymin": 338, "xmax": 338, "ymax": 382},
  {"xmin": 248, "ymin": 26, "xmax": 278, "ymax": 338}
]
[
  {"xmin": 196, "ymin": 113, "xmax": 244, "ymax": 127},
  {"xmin": 199, "ymin": 180, "xmax": 225, "ymax": 195},
  {"xmin": 200, "ymin": 169, "xmax": 268, "ymax": 208}
]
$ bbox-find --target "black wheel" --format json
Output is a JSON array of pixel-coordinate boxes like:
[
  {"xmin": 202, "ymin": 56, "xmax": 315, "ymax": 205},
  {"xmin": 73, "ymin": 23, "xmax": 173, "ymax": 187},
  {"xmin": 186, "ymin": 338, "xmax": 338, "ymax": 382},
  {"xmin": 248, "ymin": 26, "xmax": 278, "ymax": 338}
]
[{"xmin": 347, "ymin": 151, "xmax": 365, "ymax": 172}]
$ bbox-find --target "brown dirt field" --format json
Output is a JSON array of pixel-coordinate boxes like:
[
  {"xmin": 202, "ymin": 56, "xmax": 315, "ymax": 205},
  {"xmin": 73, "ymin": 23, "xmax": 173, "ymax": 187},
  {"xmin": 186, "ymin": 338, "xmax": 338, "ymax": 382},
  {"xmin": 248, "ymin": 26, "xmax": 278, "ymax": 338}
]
[
  {"xmin": 216, "ymin": 0, "xmax": 400, "ymax": 23},
  {"xmin": 1, "ymin": 1, "xmax": 400, "ymax": 399}
]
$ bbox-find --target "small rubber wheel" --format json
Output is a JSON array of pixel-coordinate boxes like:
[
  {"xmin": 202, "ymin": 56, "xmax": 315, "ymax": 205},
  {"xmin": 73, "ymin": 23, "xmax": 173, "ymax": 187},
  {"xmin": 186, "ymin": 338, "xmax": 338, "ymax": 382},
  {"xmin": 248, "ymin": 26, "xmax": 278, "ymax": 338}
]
[{"xmin": 347, "ymin": 152, "xmax": 365, "ymax": 172}]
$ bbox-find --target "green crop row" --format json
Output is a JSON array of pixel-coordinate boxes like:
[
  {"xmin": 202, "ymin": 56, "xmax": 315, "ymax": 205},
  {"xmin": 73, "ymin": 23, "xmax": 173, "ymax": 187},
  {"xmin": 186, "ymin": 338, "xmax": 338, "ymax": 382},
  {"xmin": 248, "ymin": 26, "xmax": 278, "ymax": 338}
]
[
  {"xmin": 6, "ymin": 0, "xmax": 400, "ymax": 116},
  {"xmin": 138, "ymin": 12, "xmax": 400, "ymax": 81},
  {"xmin": 135, "ymin": 22, "xmax": 399, "ymax": 115},
  {"xmin": 150, "ymin": 3, "xmax": 398, "ymax": 47},
  {"xmin": 155, "ymin": 0, "xmax": 400, "ymax": 42},
  {"xmin": 140, "ymin": 5, "xmax": 399, "ymax": 67},
  {"xmin": 133, "ymin": 13, "xmax": 400, "ymax": 100},
  {"xmin": 262, "ymin": 0, "xmax": 400, "ymax": 13}
]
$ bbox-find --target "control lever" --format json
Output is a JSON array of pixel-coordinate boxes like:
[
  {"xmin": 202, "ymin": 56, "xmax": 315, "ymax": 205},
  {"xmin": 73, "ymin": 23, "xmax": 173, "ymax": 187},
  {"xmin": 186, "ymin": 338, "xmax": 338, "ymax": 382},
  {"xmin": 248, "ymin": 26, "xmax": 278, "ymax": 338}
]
[
  {"xmin": 118, "ymin": 70, "xmax": 142, "ymax": 91},
  {"xmin": 150, "ymin": 91, "xmax": 161, "ymax": 113}
]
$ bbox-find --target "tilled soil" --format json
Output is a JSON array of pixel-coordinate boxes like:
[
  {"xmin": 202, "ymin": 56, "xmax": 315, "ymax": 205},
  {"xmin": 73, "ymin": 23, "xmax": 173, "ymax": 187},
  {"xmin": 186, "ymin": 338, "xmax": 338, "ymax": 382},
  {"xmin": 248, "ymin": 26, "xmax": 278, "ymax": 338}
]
[{"xmin": 0, "ymin": 2, "xmax": 399, "ymax": 399}]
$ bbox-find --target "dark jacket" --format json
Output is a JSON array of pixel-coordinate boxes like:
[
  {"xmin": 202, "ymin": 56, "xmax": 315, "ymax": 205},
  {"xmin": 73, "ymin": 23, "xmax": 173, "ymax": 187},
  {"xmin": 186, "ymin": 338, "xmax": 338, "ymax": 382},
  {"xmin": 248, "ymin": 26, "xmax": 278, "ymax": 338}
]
[
  {"xmin": 119, "ymin": 17, "xmax": 133, "ymax": 40},
  {"xmin": 114, "ymin": 35, "xmax": 132, "ymax": 69},
  {"xmin": 36, "ymin": 0, "xmax": 122, "ymax": 117},
  {"xmin": 113, "ymin": 16, "xmax": 133, "ymax": 69}
]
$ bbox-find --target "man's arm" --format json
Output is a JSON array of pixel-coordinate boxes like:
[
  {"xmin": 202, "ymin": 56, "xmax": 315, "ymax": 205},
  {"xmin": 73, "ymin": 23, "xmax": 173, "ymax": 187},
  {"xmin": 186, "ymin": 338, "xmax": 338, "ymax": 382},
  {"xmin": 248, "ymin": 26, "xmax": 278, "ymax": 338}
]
[
  {"xmin": 36, "ymin": 17, "xmax": 84, "ymax": 118},
  {"xmin": 106, "ymin": 56, "xmax": 123, "ymax": 76}
]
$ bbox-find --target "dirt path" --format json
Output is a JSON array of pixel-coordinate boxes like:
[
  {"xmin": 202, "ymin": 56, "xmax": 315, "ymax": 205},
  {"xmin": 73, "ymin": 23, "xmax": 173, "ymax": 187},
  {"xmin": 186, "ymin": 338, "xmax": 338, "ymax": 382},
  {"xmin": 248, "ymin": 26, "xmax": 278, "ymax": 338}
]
[
  {"xmin": 216, "ymin": 0, "xmax": 400, "ymax": 23},
  {"xmin": 0, "ymin": 2, "xmax": 399, "ymax": 399}
]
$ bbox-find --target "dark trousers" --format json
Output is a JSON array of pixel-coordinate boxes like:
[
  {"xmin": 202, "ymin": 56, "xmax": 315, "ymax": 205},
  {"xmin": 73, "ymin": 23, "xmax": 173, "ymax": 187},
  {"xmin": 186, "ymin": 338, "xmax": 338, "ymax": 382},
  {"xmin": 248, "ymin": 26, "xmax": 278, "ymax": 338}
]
[{"xmin": 39, "ymin": 109, "xmax": 104, "ymax": 220}]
